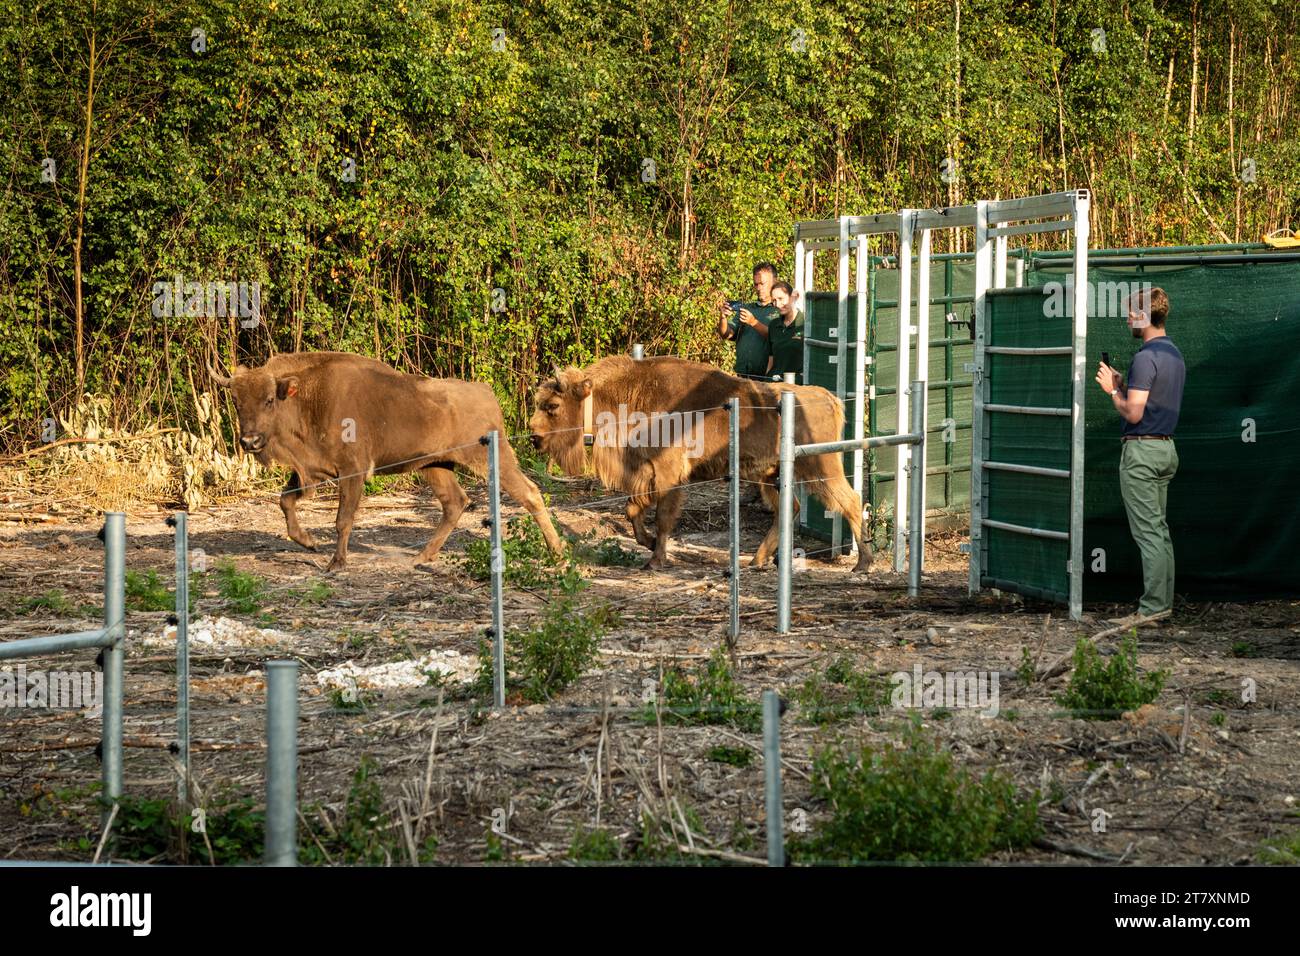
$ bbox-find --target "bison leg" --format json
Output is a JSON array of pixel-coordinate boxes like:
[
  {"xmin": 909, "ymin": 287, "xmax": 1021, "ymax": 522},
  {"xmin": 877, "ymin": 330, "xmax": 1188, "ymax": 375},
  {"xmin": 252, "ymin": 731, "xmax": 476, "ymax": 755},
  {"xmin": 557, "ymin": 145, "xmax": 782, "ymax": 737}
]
[
  {"xmin": 280, "ymin": 472, "xmax": 319, "ymax": 551},
  {"xmin": 646, "ymin": 486, "xmax": 686, "ymax": 570},
  {"xmin": 326, "ymin": 474, "xmax": 364, "ymax": 572},
  {"xmin": 497, "ymin": 443, "xmax": 566, "ymax": 556},
  {"xmin": 814, "ymin": 473, "xmax": 873, "ymax": 573},
  {"xmin": 751, "ymin": 472, "xmax": 799, "ymax": 568},
  {"xmin": 415, "ymin": 466, "xmax": 468, "ymax": 565},
  {"xmin": 625, "ymin": 498, "xmax": 656, "ymax": 549}
]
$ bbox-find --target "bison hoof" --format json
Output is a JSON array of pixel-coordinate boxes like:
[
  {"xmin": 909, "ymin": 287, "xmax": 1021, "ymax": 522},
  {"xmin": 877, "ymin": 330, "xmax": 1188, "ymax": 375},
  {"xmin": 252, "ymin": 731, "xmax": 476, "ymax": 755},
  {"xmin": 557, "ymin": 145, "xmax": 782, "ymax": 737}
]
[
  {"xmin": 643, "ymin": 555, "xmax": 672, "ymax": 571},
  {"xmin": 291, "ymin": 534, "xmax": 319, "ymax": 551},
  {"xmin": 325, "ymin": 556, "xmax": 347, "ymax": 573}
]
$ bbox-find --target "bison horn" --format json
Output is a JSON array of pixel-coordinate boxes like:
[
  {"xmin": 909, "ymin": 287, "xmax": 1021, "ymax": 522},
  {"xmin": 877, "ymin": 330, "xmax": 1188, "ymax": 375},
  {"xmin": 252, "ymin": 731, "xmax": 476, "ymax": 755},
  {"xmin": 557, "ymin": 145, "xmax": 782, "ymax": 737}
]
[
  {"xmin": 551, "ymin": 365, "xmax": 565, "ymax": 389},
  {"xmin": 206, "ymin": 350, "xmax": 236, "ymax": 387}
]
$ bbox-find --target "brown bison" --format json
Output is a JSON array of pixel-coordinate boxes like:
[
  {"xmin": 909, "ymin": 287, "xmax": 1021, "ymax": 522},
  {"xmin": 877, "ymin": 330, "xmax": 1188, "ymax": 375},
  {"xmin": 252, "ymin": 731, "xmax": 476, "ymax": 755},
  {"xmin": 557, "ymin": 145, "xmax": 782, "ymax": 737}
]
[
  {"xmin": 529, "ymin": 355, "xmax": 871, "ymax": 571},
  {"xmin": 208, "ymin": 351, "xmax": 564, "ymax": 570}
]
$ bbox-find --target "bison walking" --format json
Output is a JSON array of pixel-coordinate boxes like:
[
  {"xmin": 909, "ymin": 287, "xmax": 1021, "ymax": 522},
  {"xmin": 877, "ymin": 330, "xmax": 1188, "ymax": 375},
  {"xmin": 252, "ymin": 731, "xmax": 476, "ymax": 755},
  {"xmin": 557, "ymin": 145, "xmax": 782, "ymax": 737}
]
[
  {"xmin": 529, "ymin": 355, "xmax": 871, "ymax": 571},
  {"xmin": 209, "ymin": 351, "xmax": 564, "ymax": 570}
]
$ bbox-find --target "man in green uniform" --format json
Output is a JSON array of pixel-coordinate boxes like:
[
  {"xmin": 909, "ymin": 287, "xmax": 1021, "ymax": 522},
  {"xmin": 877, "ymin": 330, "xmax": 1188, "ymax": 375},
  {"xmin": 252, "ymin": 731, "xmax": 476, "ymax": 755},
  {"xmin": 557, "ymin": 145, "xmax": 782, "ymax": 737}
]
[
  {"xmin": 717, "ymin": 262, "xmax": 780, "ymax": 379},
  {"xmin": 765, "ymin": 281, "xmax": 804, "ymax": 383},
  {"xmin": 1094, "ymin": 286, "xmax": 1186, "ymax": 626}
]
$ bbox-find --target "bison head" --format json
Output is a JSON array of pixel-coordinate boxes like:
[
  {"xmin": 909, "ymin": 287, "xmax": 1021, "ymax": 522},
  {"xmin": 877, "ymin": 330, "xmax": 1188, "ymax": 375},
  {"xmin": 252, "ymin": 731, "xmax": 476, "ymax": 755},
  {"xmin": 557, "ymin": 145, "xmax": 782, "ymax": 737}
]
[
  {"xmin": 529, "ymin": 366, "xmax": 592, "ymax": 477},
  {"xmin": 208, "ymin": 358, "xmax": 300, "ymax": 460}
]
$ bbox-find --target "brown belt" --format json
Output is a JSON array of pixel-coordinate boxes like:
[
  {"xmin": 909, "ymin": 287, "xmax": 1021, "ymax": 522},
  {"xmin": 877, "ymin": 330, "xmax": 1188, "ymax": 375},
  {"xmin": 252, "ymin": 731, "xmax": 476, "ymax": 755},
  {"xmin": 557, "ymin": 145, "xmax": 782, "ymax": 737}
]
[{"xmin": 1122, "ymin": 435, "xmax": 1173, "ymax": 441}]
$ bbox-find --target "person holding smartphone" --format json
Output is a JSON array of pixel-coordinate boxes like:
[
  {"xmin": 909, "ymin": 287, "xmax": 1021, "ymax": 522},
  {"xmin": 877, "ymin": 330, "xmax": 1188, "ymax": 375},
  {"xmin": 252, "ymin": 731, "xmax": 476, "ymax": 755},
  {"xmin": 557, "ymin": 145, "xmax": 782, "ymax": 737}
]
[
  {"xmin": 717, "ymin": 262, "xmax": 780, "ymax": 379},
  {"xmin": 1093, "ymin": 286, "xmax": 1186, "ymax": 625}
]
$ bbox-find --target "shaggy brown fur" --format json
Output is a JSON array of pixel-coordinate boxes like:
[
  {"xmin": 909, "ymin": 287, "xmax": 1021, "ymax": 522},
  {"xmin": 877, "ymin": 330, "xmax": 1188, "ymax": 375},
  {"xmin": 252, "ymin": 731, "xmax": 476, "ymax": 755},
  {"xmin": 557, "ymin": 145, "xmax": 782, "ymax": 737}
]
[
  {"xmin": 529, "ymin": 355, "xmax": 870, "ymax": 571},
  {"xmin": 210, "ymin": 351, "xmax": 564, "ymax": 570}
]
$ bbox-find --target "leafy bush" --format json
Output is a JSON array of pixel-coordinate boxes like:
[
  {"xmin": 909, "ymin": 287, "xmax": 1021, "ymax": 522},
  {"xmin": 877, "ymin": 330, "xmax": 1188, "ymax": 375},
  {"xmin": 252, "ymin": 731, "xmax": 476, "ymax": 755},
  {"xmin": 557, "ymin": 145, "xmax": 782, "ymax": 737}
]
[
  {"xmin": 794, "ymin": 724, "xmax": 1039, "ymax": 863},
  {"xmin": 214, "ymin": 559, "xmax": 266, "ymax": 614},
  {"xmin": 645, "ymin": 645, "xmax": 761, "ymax": 732},
  {"xmin": 1056, "ymin": 633, "xmax": 1166, "ymax": 719},
  {"xmin": 478, "ymin": 563, "xmax": 617, "ymax": 703},
  {"xmin": 125, "ymin": 570, "xmax": 172, "ymax": 611},
  {"xmin": 300, "ymin": 756, "xmax": 436, "ymax": 865},
  {"xmin": 460, "ymin": 515, "xmax": 566, "ymax": 587}
]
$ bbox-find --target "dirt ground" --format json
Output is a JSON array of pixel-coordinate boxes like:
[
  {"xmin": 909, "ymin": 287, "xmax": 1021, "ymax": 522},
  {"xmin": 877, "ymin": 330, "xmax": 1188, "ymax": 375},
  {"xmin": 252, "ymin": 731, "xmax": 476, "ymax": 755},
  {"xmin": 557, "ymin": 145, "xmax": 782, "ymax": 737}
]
[{"xmin": 2, "ymin": 473, "xmax": 1298, "ymax": 865}]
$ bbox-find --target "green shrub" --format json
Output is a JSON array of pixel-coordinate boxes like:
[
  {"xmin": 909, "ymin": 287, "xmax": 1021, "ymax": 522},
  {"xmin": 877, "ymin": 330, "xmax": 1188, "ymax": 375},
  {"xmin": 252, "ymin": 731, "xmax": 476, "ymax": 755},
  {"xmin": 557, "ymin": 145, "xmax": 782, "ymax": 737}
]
[
  {"xmin": 1258, "ymin": 826, "xmax": 1300, "ymax": 864},
  {"xmin": 478, "ymin": 563, "xmax": 617, "ymax": 703},
  {"xmin": 459, "ymin": 515, "xmax": 566, "ymax": 587},
  {"xmin": 569, "ymin": 531, "xmax": 642, "ymax": 568},
  {"xmin": 299, "ymin": 756, "xmax": 436, "ymax": 865},
  {"xmin": 214, "ymin": 559, "xmax": 266, "ymax": 614},
  {"xmin": 125, "ymin": 569, "xmax": 172, "ymax": 611},
  {"xmin": 794, "ymin": 724, "xmax": 1039, "ymax": 862},
  {"xmin": 645, "ymin": 645, "xmax": 761, "ymax": 732},
  {"xmin": 1056, "ymin": 633, "xmax": 1167, "ymax": 719},
  {"xmin": 569, "ymin": 826, "xmax": 623, "ymax": 862}
]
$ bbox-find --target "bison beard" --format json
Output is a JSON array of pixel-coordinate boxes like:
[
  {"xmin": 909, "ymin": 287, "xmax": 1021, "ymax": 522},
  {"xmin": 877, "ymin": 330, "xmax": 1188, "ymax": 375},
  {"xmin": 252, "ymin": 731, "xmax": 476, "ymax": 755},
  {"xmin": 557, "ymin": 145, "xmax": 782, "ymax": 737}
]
[
  {"xmin": 529, "ymin": 355, "xmax": 872, "ymax": 572},
  {"xmin": 209, "ymin": 351, "xmax": 564, "ymax": 570}
]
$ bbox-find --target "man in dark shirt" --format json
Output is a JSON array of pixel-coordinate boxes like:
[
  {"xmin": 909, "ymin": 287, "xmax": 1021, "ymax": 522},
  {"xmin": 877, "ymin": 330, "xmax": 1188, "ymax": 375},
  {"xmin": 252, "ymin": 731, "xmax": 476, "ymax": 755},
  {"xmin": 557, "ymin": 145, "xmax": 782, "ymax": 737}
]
[
  {"xmin": 1094, "ymin": 286, "xmax": 1186, "ymax": 622},
  {"xmin": 717, "ymin": 262, "xmax": 780, "ymax": 379},
  {"xmin": 766, "ymin": 280, "xmax": 804, "ymax": 382}
]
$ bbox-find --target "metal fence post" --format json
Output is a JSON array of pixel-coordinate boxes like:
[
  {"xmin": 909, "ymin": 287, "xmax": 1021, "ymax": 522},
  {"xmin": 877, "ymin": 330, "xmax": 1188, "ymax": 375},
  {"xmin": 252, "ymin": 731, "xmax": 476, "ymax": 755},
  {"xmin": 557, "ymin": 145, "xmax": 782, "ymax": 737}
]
[
  {"xmin": 763, "ymin": 690, "xmax": 785, "ymax": 867},
  {"xmin": 777, "ymin": 389, "xmax": 795, "ymax": 634},
  {"xmin": 908, "ymin": 381, "xmax": 926, "ymax": 598},
  {"xmin": 101, "ymin": 512, "xmax": 125, "ymax": 824},
  {"xmin": 171, "ymin": 512, "xmax": 190, "ymax": 808},
  {"xmin": 265, "ymin": 660, "xmax": 299, "ymax": 867},
  {"xmin": 631, "ymin": 343, "xmax": 645, "ymax": 361},
  {"xmin": 727, "ymin": 400, "xmax": 740, "ymax": 641},
  {"xmin": 486, "ymin": 431, "xmax": 506, "ymax": 709}
]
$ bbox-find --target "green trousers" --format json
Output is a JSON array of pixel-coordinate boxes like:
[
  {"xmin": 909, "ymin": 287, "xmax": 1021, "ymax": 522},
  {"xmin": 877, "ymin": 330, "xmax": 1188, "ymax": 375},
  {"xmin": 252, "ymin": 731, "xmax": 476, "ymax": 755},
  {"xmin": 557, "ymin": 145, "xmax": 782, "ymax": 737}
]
[{"xmin": 1118, "ymin": 438, "xmax": 1179, "ymax": 615}]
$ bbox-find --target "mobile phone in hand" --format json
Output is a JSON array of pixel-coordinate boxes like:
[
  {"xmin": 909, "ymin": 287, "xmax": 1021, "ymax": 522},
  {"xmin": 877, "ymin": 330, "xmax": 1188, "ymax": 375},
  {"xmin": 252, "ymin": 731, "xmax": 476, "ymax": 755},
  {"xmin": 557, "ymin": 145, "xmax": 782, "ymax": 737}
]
[{"xmin": 1101, "ymin": 351, "xmax": 1111, "ymax": 368}]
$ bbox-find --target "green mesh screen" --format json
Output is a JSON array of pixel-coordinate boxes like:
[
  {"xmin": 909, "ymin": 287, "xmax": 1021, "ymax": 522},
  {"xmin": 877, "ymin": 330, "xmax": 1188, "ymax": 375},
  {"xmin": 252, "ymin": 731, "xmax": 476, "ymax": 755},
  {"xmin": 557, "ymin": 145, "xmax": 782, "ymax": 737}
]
[
  {"xmin": 1023, "ymin": 258, "xmax": 1300, "ymax": 602},
  {"xmin": 802, "ymin": 291, "xmax": 859, "ymax": 544},
  {"xmin": 871, "ymin": 258, "xmax": 977, "ymax": 520},
  {"xmin": 980, "ymin": 287, "xmax": 1073, "ymax": 603}
]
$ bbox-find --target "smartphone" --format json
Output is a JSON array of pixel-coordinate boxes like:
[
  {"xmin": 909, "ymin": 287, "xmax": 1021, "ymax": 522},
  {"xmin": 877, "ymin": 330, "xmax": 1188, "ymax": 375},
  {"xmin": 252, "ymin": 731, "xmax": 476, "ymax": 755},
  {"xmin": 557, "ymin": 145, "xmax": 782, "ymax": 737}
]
[
  {"xmin": 1101, "ymin": 351, "xmax": 1111, "ymax": 368},
  {"xmin": 728, "ymin": 301, "xmax": 745, "ymax": 314}
]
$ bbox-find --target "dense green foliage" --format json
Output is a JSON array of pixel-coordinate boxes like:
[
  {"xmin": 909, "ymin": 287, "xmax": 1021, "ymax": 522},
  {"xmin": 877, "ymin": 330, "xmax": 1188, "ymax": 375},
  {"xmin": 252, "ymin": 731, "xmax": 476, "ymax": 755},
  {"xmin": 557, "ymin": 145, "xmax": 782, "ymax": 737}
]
[
  {"xmin": 795, "ymin": 723, "xmax": 1039, "ymax": 862},
  {"xmin": 1056, "ymin": 631, "xmax": 1168, "ymax": 719},
  {"xmin": 3, "ymin": 0, "xmax": 1296, "ymax": 446}
]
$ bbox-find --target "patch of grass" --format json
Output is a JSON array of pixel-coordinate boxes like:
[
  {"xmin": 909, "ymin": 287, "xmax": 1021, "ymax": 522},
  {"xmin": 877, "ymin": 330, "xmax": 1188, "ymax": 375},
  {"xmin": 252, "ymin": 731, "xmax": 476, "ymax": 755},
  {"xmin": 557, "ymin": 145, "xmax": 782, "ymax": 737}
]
[
  {"xmin": 295, "ymin": 579, "xmax": 334, "ymax": 605},
  {"xmin": 1230, "ymin": 641, "xmax": 1253, "ymax": 659},
  {"xmin": 644, "ymin": 645, "xmax": 761, "ymax": 733},
  {"xmin": 569, "ymin": 826, "xmax": 623, "ymax": 862},
  {"xmin": 1210, "ymin": 711, "xmax": 1227, "ymax": 727},
  {"xmin": 791, "ymin": 723, "xmax": 1039, "ymax": 863},
  {"xmin": 300, "ymin": 756, "xmax": 436, "ymax": 865},
  {"xmin": 98, "ymin": 793, "xmax": 265, "ymax": 865},
  {"xmin": 1258, "ymin": 827, "xmax": 1300, "ymax": 864},
  {"xmin": 18, "ymin": 589, "xmax": 71, "ymax": 615},
  {"xmin": 125, "ymin": 569, "xmax": 172, "ymax": 611},
  {"xmin": 478, "ymin": 563, "xmax": 618, "ymax": 703},
  {"xmin": 1056, "ymin": 633, "xmax": 1167, "ymax": 720},
  {"xmin": 706, "ymin": 745, "xmax": 754, "ymax": 767},
  {"xmin": 631, "ymin": 805, "xmax": 706, "ymax": 862},
  {"xmin": 459, "ymin": 515, "xmax": 566, "ymax": 587},
  {"xmin": 363, "ymin": 472, "xmax": 415, "ymax": 495},
  {"xmin": 793, "ymin": 657, "xmax": 890, "ymax": 725},
  {"xmin": 214, "ymin": 559, "xmax": 266, "ymax": 614}
]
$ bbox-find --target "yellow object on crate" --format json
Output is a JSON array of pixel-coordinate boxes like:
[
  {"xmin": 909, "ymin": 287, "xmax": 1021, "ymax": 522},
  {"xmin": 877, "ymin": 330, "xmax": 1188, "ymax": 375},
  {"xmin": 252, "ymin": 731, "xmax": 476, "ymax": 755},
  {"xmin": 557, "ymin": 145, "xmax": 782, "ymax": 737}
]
[{"xmin": 1263, "ymin": 229, "xmax": 1300, "ymax": 249}]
